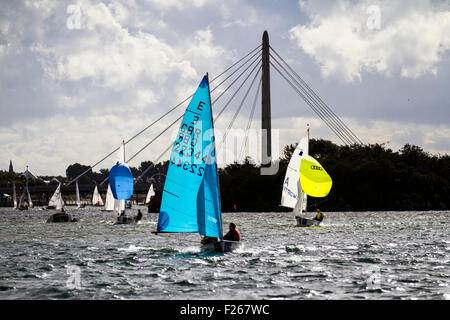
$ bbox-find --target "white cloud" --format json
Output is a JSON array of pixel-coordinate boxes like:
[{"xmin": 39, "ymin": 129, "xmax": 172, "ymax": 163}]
[{"xmin": 289, "ymin": 0, "xmax": 450, "ymax": 82}]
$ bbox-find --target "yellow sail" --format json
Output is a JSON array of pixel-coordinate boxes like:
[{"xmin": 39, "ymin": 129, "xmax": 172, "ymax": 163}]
[{"xmin": 299, "ymin": 155, "xmax": 332, "ymax": 197}]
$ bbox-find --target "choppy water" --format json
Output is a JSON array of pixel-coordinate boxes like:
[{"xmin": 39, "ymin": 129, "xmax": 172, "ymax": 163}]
[{"xmin": 0, "ymin": 207, "xmax": 448, "ymax": 300}]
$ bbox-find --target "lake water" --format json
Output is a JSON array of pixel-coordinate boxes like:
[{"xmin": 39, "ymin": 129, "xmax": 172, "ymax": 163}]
[{"xmin": 0, "ymin": 207, "xmax": 448, "ymax": 300}]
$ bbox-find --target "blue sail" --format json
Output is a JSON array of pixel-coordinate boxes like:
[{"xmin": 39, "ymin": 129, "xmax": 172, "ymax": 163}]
[
  {"xmin": 157, "ymin": 75, "xmax": 223, "ymax": 238},
  {"xmin": 109, "ymin": 163, "xmax": 134, "ymax": 200}
]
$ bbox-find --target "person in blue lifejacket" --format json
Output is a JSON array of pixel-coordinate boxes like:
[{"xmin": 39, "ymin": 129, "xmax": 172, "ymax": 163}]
[
  {"xmin": 313, "ymin": 208, "xmax": 324, "ymax": 222},
  {"xmin": 223, "ymin": 222, "xmax": 240, "ymax": 241}
]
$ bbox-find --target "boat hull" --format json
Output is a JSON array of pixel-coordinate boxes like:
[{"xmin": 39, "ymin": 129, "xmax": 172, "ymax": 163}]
[
  {"xmin": 201, "ymin": 240, "xmax": 240, "ymax": 253},
  {"xmin": 47, "ymin": 212, "xmax": 74, "ymax": 223},
  {"xmin": 114, "ymin": 216, "xmax": 139, "ymax": 225},
  {"xmin": 295, "ymin": 216, "xmax": 321, "ymax": 227}
]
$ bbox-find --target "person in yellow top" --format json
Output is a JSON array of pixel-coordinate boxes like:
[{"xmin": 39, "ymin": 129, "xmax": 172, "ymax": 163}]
[{"xmin": 313, "ymin": 208, "xmax": 324, "ymax": 222}]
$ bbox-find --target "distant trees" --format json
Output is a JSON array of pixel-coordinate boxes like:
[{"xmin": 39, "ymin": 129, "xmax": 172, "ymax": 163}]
[
  {"xmin": 3, "ymin": 140, "xmax": 449, "ymax": 211},
  {"xmin": 218, "ymin": 140, "xmax": 450, "ymax": 212}
]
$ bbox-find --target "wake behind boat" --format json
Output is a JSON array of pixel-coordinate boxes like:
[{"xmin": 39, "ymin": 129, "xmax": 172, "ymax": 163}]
[{"xmin": 155, "ymin": 74, "xmax": 240, "ymax": 253}]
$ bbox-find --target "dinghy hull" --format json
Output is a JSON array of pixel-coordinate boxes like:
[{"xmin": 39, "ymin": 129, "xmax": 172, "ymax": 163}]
[
  {"xmin": 201, "ymin": 240, "xmax": 240, "ymax": 253},
  {"xmin": 295, "ymin": 216, "xmax": 321, "ymax": 227},
  {"xmin": 47, "ymin": 212, "xmax": 74, "ymax": 223}
]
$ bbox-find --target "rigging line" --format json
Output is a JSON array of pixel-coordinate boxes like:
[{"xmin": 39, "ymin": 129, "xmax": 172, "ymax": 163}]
[
  {"xmin": 135, "ymin": 62, "xmax": 263, "ymax": 183},
  {"xmin": 270, "ymin": 54, "xmax": 357, "ymax": 145},
  {"xmin": 270, "ymin": 54, "xmax": 354, "ymax": 146},
  {"xmin": 124, "ymin": 57, "xmax": 263, "ymax": 170},
  {"xmin": 239, "ymin": 76, "xmax": 262, "ymax": 161},
  {"xmin": 269, "ymin": 45, "xmax": 360, "ymax": 143},
  {"xmin": 210, "ymin": 46, "xmax": 262, "ymax": 93},
  {"xmin": 104, "ymin": 56, "xmax": 263, "ymax": 185},
  {"xmin": 65, "ymin": 47, "xmax": 263, "ymax": 187},
  {"xmin": 270, "ymin": 46, "xmax": 363, "ymax": 145},
  {"xmin": 211, "ymin": 51, "xmax": 261, "ymax": 107},
  {"xmin": 214, "ymin": 59, "xmax": 262, "ymax": 122},
  {"xmin": 216, "ymin": 64, "xmax": 262, "ymax": 154},
  {"xmin": 135, "ymin": 143, "xmax": 172, "ymax": 183},
  {"xmin": 126, "ymin": 113, "xmax": 184, "ymax": 164},
  {"xmin": 270, "ymin": 61, "xmax": 352, "ymax": 146}
]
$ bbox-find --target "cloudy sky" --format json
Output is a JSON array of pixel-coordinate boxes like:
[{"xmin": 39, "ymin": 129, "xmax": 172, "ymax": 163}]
[{"xmin": 1, "ymin": 0, "xmax": 449, "ymax": 176}]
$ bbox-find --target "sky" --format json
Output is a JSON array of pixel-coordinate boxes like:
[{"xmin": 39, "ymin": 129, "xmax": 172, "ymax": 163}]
[{"xmin": 1, "ymin": 0, "xmax": 449, "ymax": 176}]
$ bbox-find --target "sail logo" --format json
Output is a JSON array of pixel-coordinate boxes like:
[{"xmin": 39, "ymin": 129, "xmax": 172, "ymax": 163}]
[{"xmin": 310, "ymin": 165, "xmax": 323, "ymax": 171}]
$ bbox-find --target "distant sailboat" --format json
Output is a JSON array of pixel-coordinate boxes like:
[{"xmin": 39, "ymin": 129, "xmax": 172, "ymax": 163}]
[
  {"xmin": 102, "ymin": 183, "xmax": 115, "ymax": 211},
  {"xmin": 12, "ymin": 182, "xmax": 17, "ymax": 209},
  {"xmin": 281, "ymin": 126, "xmax": 332, "ymax": 227},
  {"xmin": 75, "ymin": 181, "xmax": 85, "ymax": 208},
  {"xmin": 46, "ymin": 182, "xmax": 76, "ymax": 222},
  {"xmin": 92, "ymin": 185, "xmax": 104, "ymax": 206},
  {"xmin": 47, "ymin": 182, "xmax": 62, "ymax": 209},
  {"xmin": 145, "ymin": 184, "xmax": 155, "ymax": 204},
  {"xmin": 110, "ymin": 140, "xmax": 135, "ymax": 224},
  {"xmin": 156, "ymin": 74, "xmax": 239, "ymax": 253}
]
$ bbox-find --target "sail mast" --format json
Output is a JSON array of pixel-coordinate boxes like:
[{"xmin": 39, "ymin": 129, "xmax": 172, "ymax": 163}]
[{"xmin": 206, "ymin": 72, "xmax": 224, "ymax": 241}]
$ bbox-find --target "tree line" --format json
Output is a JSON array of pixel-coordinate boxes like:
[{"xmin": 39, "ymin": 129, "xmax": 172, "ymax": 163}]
[{"xmin": 2, "ymin": 139, "xmax": 449, "ymax": 211}]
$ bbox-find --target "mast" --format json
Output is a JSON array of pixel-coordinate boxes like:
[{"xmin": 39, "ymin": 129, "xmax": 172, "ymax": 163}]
[
  {"xmin": 261, "ymin": 30, "xmax": 272, "ymax": 166},
  {"xmin": 207, "ymin": 72, "xmax": 224, "ymax": 241}
]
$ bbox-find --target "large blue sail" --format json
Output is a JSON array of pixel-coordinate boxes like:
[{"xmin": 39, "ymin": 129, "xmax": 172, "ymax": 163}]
[
  {"xmin": 157, "ymin": 75, "xmax": 222, "ymax": 238},
  {"xmin": 109, "ymin": 163, "xmax": 134, "ymax": 200}
]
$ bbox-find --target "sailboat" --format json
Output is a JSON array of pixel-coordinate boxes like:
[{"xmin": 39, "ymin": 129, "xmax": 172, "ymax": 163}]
[
  {"xmin": 21, "ymin": 166, "xmax": 35, "ymax": 208},
  {"xmin": 46, "ymin": 181, "xmax": 61, "ymax": 209},
  {"xmin": 110, "ymin": 141, "xmax": 135, "ymax": 224},
  {"xmin": 155, "ymin": 74, "xmax": 239, "ymax": 253},
  {"xmin": 12, "ymin": 182, "xmax": 17, "ymax": 209},
  {"xmin": 75, "ymin": 181, "xmax": 85, "ymax": 208},
  {"xmin": 281, "ymin": 126, "xmax": 332, "ymax": 227},
  {"xmin": 102, "ymin": 183, "xmax": 115, "ymax": 211},
  {"xmin": 92, "ymin": 185, "xmax": 104, "ymax": 206},
  {"xmin": 145, "ymin": 184, "xmax": 155, "ymax": 204},
  {"xmin": 46, "ymin": 182, "xmax": 75, "ymax": 222}
]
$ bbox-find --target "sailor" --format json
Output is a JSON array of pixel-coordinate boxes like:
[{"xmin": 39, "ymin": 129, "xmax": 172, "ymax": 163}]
[
  {"xmin": 313, "ymin": 208, "xmax": 324, "ymax": 222},
  {"xmin": 223, "ymin": 222, "xmax": 240, "ymax": 241},
  {"xmin": 135, "ymin": 209, "xmax": 143, "ymax": 221}
]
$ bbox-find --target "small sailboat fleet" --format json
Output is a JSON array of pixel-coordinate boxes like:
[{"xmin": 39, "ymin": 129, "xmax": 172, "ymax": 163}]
[
  {"xmin": 281, "ymin": 126, "xmax": 333, "ymax": 227},
  {"xmin": 155, "ymin": 74, "xmax": 239, "ymax": 253}
]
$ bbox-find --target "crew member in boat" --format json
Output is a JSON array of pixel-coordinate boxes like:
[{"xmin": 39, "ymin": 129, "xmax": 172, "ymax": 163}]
[
  {"xmin": 135, "ymin": 209, "xmax": 143, "ymax": 222},
  {"xmin": 313, "ymin": 208, "xmax": 324, "ymax": 222},
  {"xmin": 223, "ymin": 222, "xmax": 240, "ymax": 241}
]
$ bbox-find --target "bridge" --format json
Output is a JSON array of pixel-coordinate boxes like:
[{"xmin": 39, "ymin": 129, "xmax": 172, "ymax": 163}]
[{"xmin": 3, "ymin": 31, "xmax": 362, "ymax": 207}]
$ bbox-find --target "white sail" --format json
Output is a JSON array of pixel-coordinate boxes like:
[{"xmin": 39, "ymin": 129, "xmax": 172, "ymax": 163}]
[
  {"xmin": 145, "ymin": 184, "xmax": 155, "ymax": 204},
  {"xmin": 104, "ymin": 184, "xmax": 115, "ymax": 211},
  {"xmin": 281, "ymin": 135, "xmax": 309, "ymax": 210},
  {"xmin": 13, "ymin": 182, "xmax": 17, "ymax": 209},
  {"xmin": 92, "ymin": 186, "xmax": 104, "ymax": 206},
  {"xmin": 113, "ymin": 199, "xmax": 125, "ymax": 214},
  {"xmin": 26, "ymin": 182, "xmax": 33, "ymax": 208},
  {"xmin": 18, "ymin": 189, "xmax": 25, "ymax": 207},
  {"xmin": 49, "ymin": 183, "xmax": 62, "ymax": 207},
  {"xmin": 76, "ymin": 181, "xmax": 81, "ymax": 208}
]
